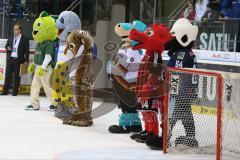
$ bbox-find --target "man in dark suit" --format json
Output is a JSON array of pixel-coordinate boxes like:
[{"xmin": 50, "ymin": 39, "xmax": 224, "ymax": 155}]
[{"xmin": 1, "ymin": 23, "xmax": 29, "ymax": 96}]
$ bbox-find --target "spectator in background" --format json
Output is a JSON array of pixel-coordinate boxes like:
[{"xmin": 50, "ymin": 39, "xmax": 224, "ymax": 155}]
[
  {"xmin": 180, "ymin": 1, "xmax": 196, "ymax": 21},
  {"xmin": 202, "ymin": 0, "xmax": 221, "ymax": 21},
  {"xmin": 195, "ymin": 0, "xmax": 209, "ymax": 21},
  {"xmin": 1, "ymin": 23, "xmax": 29, "ymax": 96},
  {"xmin": 140, "ymin": 0, "xmax": 154, "ymax": 20},
  {"xmin": 221, "ymin": 0, "xmax": 240, "ymax": 19}
]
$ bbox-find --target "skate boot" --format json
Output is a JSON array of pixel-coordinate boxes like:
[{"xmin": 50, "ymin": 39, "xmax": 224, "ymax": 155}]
[{"xmin": 146, "ymin": 133, "xmax": 163, "ymax": 150}]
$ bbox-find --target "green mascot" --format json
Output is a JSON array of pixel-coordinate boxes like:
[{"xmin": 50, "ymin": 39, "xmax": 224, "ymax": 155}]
[{"xmin": 25, "ymin": 11, "xmax": 58, "ymax": 110}]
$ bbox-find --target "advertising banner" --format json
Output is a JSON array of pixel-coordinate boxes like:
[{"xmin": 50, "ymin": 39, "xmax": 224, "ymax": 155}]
[{"xmin": 195, "ymin": 21, "xmax": 240, "ymax": 52}]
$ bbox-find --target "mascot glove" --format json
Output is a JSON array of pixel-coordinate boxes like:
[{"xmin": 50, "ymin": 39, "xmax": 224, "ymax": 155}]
[
  {"xmin": 28, "ymin": 63, "xmax": 35, "ymax": 73},
  {"xmin": 37, "ymin": 66, "xmax": 46, "ymax": 76}
]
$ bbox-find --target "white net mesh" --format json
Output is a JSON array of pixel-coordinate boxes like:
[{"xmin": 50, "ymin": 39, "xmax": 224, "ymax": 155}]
[
  {"xmin": 164, "ymin": 68, "xmax": 240, "ymax": 160},
  {"xmin": 221, "ymin": 72, "xmax": 240, "ymax": 160}
]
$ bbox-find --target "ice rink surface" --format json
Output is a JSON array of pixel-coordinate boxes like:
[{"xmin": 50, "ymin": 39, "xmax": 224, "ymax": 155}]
[{"xmin": 0, "ymin": 96, "xmax": 215, "ymax": 160}]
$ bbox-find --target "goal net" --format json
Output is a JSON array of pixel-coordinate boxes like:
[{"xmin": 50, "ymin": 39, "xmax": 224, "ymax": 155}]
[{"xmin": 163, "ymin": 67, "xmax": 240, "ymax": 160}]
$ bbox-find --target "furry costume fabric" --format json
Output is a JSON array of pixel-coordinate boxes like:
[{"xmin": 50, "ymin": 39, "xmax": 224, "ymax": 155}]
[
  {"xmin": 25, "ymin": 11, "xmax": 58, "ymax": 110},
  {"xmin": 52, "ymin": 11, "xmax": 81, "ymax": 118},
  {"xmin": 130, "ymin": 24, "xmax": 172, "ymax": 149},
  {"xmin": 108, "ymin": 20, "xmax": 147, "ymax": 133},
  {"xmin": 60, "ymin": 30, "xmax": 95, "ymax": 127},
  {"xmin": 130, "ymin": 24, "xmax": 172, "ymax": 101}
]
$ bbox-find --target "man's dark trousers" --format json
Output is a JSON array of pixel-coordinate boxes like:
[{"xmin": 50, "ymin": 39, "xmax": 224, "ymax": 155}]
[{"xmin": 3, "ymin": 57, "xmax": 21, "ymax": 95}]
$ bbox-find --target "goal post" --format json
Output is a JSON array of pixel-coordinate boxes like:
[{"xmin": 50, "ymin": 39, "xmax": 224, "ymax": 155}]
[{"xmin": 163, "ymin": 67, "xmax": 240, "ymax": 160}]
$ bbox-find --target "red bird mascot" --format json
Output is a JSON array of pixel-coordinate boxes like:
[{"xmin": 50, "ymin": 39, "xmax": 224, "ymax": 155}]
[{"xmin": 130, "ymin": 24, "xmax": 172, "ymax": 150}]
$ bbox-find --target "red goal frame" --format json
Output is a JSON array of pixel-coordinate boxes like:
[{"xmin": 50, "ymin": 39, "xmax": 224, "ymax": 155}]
[{"xmin": 163, "ymin": 67, "xmax": 223, "ymax": 160}]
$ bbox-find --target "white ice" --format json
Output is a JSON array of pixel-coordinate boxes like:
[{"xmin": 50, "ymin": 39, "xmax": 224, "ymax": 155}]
[{"xmin": 0, "ymin": 95, "xmax": 215, "ymax": 160}]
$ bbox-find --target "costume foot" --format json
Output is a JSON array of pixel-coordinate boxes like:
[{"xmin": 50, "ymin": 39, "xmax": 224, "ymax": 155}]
[
  {"xmin": 54, "ymin": 105, "xmax": 71, "ymax": 119},
  {"xmin": 48, "ymin": 105, "xmax": 57, "ymax": 112},
  {"xmin": 63, "ymin": 118, "xmax": 93, "ymax": 127},
  {"xmin": 63, "ymin": 112, "xmax": 93, "ymax": 127},
  {"xmin": 25, "ymin": 105, "xmax": 40, "ymax": 111},
  {"xmin": 108, "ymin": 125, "xmax": 142, "ymax": 134},
  {"xmin": 175, "ymin": 136, "xmax": 199, "ymax": 148},
  {"xmin": 108, "ymin": 125, "xmax": 131, "ymax": 133},
  {"xmin": 133, "ymin": 131, "xmax": 148, "ymax": 143},
  {"xmin": 109, "ymin": 113, "xmax": 142, "ymax": 134},
  {"xmin": 130, "ymin": 130, "xmax": 147, "ymax": 140},
  {"xmin": 146, "ymin": 133, "xmax": 163, "ymax": 150}
]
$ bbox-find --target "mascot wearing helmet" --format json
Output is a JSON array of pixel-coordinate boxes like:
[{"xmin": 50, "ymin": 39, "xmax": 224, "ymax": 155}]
[{"xmin": 160, "ymin": 18, "xmax": 199, "ymax": 150}]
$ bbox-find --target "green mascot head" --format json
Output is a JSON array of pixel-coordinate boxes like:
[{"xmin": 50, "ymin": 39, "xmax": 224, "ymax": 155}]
[{"xmin": 32, "ymin": 11, "xmax": 58, "ymax": 43}]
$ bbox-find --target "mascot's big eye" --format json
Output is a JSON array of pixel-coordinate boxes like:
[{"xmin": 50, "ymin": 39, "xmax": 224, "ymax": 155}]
[
  {"xmin": 181, "ymin": 35, "xmax": 188, "ymax": 43},
  {"xmin": 60, "ymin": 17, "xmax": 64, "ymax": 24},
  {"xmin": 146, "ymin": 30, "xmax": 154, "ymax": 37},
  {"xmin": 37, "ymin": 22, "xmax": 42, "ymax": 27},
  {"xmin": 69, "ymin": 43, "xmax": 75, "ymax": 49}
]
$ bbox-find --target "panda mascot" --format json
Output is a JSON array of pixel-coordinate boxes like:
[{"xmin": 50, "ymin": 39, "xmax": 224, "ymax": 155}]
[{"xmin": 162, "ymin": 18, "xmax": 199, "ymax": 149}]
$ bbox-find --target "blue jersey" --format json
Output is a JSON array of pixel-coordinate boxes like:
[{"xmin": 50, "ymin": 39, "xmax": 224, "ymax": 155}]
[
  {"xmin": 167, "ymin": 49, "xmax": 196, "ymax": 68},
  {"xmin": 167, "ymin": 49, "xmax": 198, "ymax": 94}
]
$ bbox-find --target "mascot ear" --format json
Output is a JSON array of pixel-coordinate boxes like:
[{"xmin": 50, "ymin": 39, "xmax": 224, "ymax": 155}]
[
  {"xmin": 75, "ymin": 30, "xmax": 85, "ymax": 45},
  {"xmin": 133, "ymin": 20, "xmax": 147, "ymax": 32},
  {"xmin": 50, "ymin": 15, "xmax": 58, "ymax": 21},
  {"xmin": 73, "ymin": 30, "xmax": 85, "ymax": 56},
  {"xmin": 39, "ymin": 11, "xmax": 49, "ymax": 18}
]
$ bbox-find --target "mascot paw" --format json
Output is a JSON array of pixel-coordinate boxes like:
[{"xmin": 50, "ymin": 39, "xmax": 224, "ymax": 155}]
[
  {"xmin": 28, "ymin": 63, "xmax": 35, "ymax": 73},
  {"xmin": 37, "ymin": 66, "xmax": 46, "ymax": 76}
]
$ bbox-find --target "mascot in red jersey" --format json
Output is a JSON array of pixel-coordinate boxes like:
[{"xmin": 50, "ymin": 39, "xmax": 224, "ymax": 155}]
[{"xmin": 130, "ymin": 24, "xmax": 172, "ymax": 150}]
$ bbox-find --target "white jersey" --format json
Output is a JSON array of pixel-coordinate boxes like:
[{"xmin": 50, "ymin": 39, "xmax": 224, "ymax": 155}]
[
  {"xmin": 111, "ymin": 46, "xmax": 145, "ymax": 83},
  {"xmin": 57, "ymin": 42, "xmax": 69, "ymax": 62}
]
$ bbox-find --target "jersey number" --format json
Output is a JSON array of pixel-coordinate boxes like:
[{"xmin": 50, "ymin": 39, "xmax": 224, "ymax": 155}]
[{"xmin": 175, "ymin": 61, "xmax": 183, "ymax": 68}]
